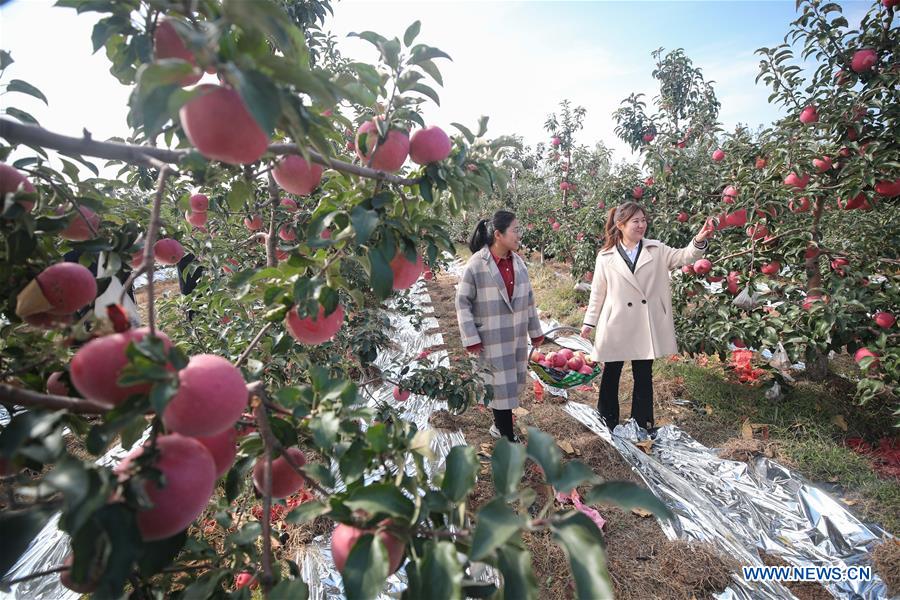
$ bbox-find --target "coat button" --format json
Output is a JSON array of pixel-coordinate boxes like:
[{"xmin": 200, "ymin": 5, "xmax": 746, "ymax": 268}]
[
  {"xmin": 627, "ymin": 302, "xmax": 633, "ymax": 307},
  {"xmin": 641, "ymin": 299, "xmax": 647, "ymax": 304}
]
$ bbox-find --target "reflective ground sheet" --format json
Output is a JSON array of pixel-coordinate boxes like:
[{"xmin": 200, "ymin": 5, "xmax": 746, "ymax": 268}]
[{"xmin": 563, "ymin": 402, "xmax": 893, "ymax": 600}]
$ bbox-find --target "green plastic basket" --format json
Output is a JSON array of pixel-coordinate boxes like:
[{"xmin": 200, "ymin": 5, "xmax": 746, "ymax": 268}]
[
  {"xmin": 528, "ymin": 326, "xmax": 603, "ymax": 389},
  {"xmin": 529, "ymin": 360, "xmax": 602, "ymax": 389}
]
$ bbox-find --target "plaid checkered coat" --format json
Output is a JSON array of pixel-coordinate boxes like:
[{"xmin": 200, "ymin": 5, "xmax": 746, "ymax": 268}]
[
  {"xmin": 456, "ymin": 247, "xmax": 543, "ymax": 410},
  {"xmin": 583, "ymin": 239, "xmax": 705, "ymax": 363}
]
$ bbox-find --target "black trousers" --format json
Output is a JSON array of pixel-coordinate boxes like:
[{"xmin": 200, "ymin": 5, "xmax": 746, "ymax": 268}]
[
  {"xmin": 598, "ymin": 360, "xmax": 654, "ymax": 430},
  {"xmin": 492, "ymin": 409, "xmax": 515, "ymax": 442}
]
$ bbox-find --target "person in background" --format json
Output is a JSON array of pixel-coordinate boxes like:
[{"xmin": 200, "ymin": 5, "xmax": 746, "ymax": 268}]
[
  {"xmin": 580, "ymin": 201, "xmax": 715, "ymax": 432},
  {"xmin": 456, "ymin": 210, "xmax": 544, "ymax": 443}
]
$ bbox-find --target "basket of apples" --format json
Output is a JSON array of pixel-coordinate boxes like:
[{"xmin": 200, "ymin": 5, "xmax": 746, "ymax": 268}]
[{"xmin": 528, "ymin": 325, "xmax": 601, "ymax": 390}]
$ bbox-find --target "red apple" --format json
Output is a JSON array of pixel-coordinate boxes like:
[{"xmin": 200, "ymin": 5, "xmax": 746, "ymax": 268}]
[
  {"xmin": 278, "ymin": 226, "xmax": 296, "ymax": 242},
  {"xmin": 755, "ymin": 157, "xmax": 767, "ymax": 169},
  {"xmin": 186, "ymin": 210, "xmax": 207, "ymax": 228},
  {"xmin": 783, "ymin": 172, "xmax": 810, "ymax": 190},
  {"xmin": 851, "ymin": 49, "xmax": 877, "ymax": 73},
  {"xmin": 712, "ymin": 149, "xmax": 725, "ymax": 162},
  {"xmin": 567, "ymin": 356, "xmax": 584, "ymax": 371},
  {"xmin": 746, "ymin": 224, "xmax": 769, "ymax": 241},
  {"xmin": 273, "ymin": 156, "xmax": 323, "ymax": 196},
  {"xmin": 194, "ymin": 427, "xmax": 238, "ymax": 478},
  {"xmin": 642, "ymin": 133, "xmax": 655, "ymax": 143},
  {"xmin": 393, "ymin": 386, "xmax": 410, "ymax": 402},
  {"xmin": 682, "ymin": 264, "xmax": 694, "ymax": 274},
  {"xmin": 761, "ymin": 261, "xmax": 780, "ymax": 276},
  {"xmin": 154, "ymin": 238, "xmax": 184, "ymax": 265},
  {"xmin": 789, "ymin": 197, "xmax": 810, "ymax": 213},
  {"xmin": 530, "ymin": 350, "xmax": 545, "ymax": 363},
  {"xmin": 552, "ymin": 222, "xmax": 561, "ymax": 231},
  {"xmin": 115, "ymin": 433, "xmax": 216, "ymax": 541},
  {"xmin": 153, "ymin": 19, "xmax": 201, "ymax": 86},
  {"xmin": 874, "ymin": 312, "xmax": 895, "ymax": 329},
  {"xmin": 244, "ymin": 214, "xmax": 263, "ymax": 231},
  {"xmin": 551, "ymin": 352, "xmax": 568, "ymax": 368},
  {"xmin": 390, "ymin": 251, "xmax": 424, "ymax": 290},
  {"xmin": 632, "ymin": 186, "xmax": 644, "ymax": 199},
  {"xmin": 179, "ymin": 85, "xmax": 270, "ymax": 165},
  {"xmin": 693, "ymin": 258, "xmax": 712, "ymax": 275},
  {"xmin": 285, "ymin": 304, "xmax": 344, "ymax": 344},
  {"xmin": 189, "ymin": 193, "xmax": 209, "ymax": 212},
  {"xmin": 812, "ymin": 156, "xmax": 832, "ymax": 173},
  {"xmin": 551, "ymin": 137, "xmax": 561, "ymax": 147},
  {"xmin": 253, "ymin": 447, "xmax": 306, "ymax": 498},
  {"xmin": 33, "ymin": 262, "xmax": 97, "ymax": 315},
  {"xmin": 875, "ymin": 179, "xmax": 900, "ymax": 197},
  {"xmin": 799, "ymin": 105, "xmax": 818, "ymax": 124},
  {"xmin": 47, "ymin": 371, "xmax": 70, "ymax": 396},
  {"xmin": 0, "ymin": 162, "xmax": 36, "ymax": 211},
  {"xmin": 59, "ymin": 206, "xmax": 101, "ymax": 241},
  {"xmin": 726, "ymin": 271, "xmax": 740, "ymax": 295},
  {"xmin": 331, "ymin": 523, "xmax": 405, "ymax": 575},
  {"xmin": 356, "ymin": 120, "xmax": 409, "ymax": 172},
  {"xmin": 409, "ymin": 126, "xmax": 452, "ymax": 165},
  {"xmin": 677, "ymin": 212, "xmax": 689, "ymax": 223},
  {"xmin": 71, "ymin": 328, "xmax": 172, "ymax": 406},
  {"xmin": 163, "ymin": 354, "xmax": 248, "ymax": 437},
  {"xmin": 854, "ymin": 348, "xmax": 879, "ymax": 369}
]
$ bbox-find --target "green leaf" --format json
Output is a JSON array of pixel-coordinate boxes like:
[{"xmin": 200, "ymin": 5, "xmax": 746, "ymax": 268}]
[
  {"xmin": 5, "ymin": 106, "xmax": 39, "ymax": 125},
  {"xmin": 368, "ymin": 248, "xmax": 393, "ymax": 300},
  {"xmin": 310, "ymin": 411, "xmax": 340, "ymax": 448},
  {"xmin": 555, "ymin": 461, "xmax": 598, "ymax": 494},
  {"xmin": 345, "ymin": 483, "xmax": 415, "ymax": 521},
  {"xmin": 137, "ymin": 532, "xmax": 187, "ymax": 577},
  {"xmin": 225, "ymin": 456, "xmax": 254, "ymax": 502},
  {"xmin": 286, "ymin": 500, "xmax": 330, "ymax": 525},
  {"xmin": 403, "ymin": 21, "xmax": 421, "ymax": 47},
  {"xmin": 470, "ymin": 498, "xmax": 522, "ymax": 560},
  {"xmin": 550, "ymin": 512, "xmax": 612, "ymax": 600},
  {"xmin": 227, "ymin": 521, "xmax": 262, "ymax": 547},
  {"xmin": 416, "ymin": 59, "xmax": 443, "ymax": 86},
  {"xmin": 342, "ymin": 534, "xmax": 389, "ymax": 600},
  {"xmin": 441, "ymin": 445, "xmax": 478, "ymax": 502},
  {"xmin": 525, "ymin": 427, "xmax": 561, "ymax": 484},
  {"xmin": 271, "ymin": 579, "xmax": 309, "ymax": 599},
  {"xmin": 7, "ymin": 79, "xmax": 48, "ymax": 105},
  {"xmin": 411, "ymin": 83, "xmax": 440, "ymax": 106},
  {"xmin": 491, "ymin": 438, "xmax": 526, "ymax": 497},
  {"xmin": 409, "ymin": 44, "xmax": 452, "ymax": 64},
  {"xmin": 350, "ymin": 205, "xmax": 379, "ymax": 245},
  {"xmin": 496, "ymin": 545, "xmax": 538, "ymax": 600},
  {"xmin": 584, "ymin": 485, "xmax": 669, "ymax": 523},
  {"xmin": 182, "ymin": 569, "xmax": 229, "ymax": 600},
  {"xmin": 227, "ymin": 180, "xmax": 253, "ymax": 210},
  {"xmin": 419, "ymin": 540, "xmax": 462, "ymax": 600},
  {"xmin": 223, "ymin": 0, "xmax": 309, "ymax": 63},
  {"xmin": 450, "ymin": 122, "xmax": 475, "ymax": 144},
  {"xmin": 232, "ymin": 69, "xmax": 281, "ymax": 136},
  {"xmin": 0, "ymin": 50, "xmax": 12, "ymax": 70},
  {"xmin": 148, "ymin": 379, "xmax": 178, "ymax": 414}
]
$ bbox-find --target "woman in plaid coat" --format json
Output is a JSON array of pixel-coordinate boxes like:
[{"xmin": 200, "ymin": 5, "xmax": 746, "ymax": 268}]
[{"xmin": 456, "ymin": 210, "xmax": 544, "ymax": 442}]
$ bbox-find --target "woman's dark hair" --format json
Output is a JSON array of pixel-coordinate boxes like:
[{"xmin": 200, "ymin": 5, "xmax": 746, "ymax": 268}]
[
  {"xmin": 602, "ymin": 201, "xmax": 647, "ymax": 250},
  {"xmin": 468, "ymin": 210, "xmax": 516, "ymax": 253}
]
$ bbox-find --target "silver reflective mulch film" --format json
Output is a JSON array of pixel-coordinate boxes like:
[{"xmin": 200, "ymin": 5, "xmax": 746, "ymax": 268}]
[{"xmin": 563, "ymin": 402, "xmax": 893, "ymax": 600}]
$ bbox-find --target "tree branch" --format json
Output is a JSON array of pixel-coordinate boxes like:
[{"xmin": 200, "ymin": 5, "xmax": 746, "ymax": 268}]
[
  {"xmin": 0, "ymin": 383, "xmax": 112, "ymax": 414},
  {"xmin": 253, "ymin": 402, "xmax": 275, "ymax": 595},
  {"xmin": 265, "ymin": 173, "xmax": 278, "ymax": 269},
  {"xmin": 234, "ymin": 322, "xmax": 274, "ymax": 369},
  {"xmin": 0, "ymin": 118, "xmax": 422, "ymax": 186}
]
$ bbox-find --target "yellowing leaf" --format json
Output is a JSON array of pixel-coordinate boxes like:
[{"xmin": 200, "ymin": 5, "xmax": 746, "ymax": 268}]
[
  {"xmin": 557, "ymin": 440, "xmax": 575, "ymax": 455},
  {"xmin": 704, "ymin": 404, "xmax": 714, "ymax": 416},
  {"xmin": 832, "ymin": 415, "xmax": 848, "ymax": 431},
  {"xmin": 512, "ymin": 407, "xmax": 530, "ymax": 417},
  {"xmin": 631, "ymin": 508, "xmax": 653, "ymax": 518},
  {"xmin": 635, "ymin": 439, "xmax": 654, "ymax": 454},
  {"xmin": 741, "ymin": 418, "xmax": 754, "ymax": 440}
]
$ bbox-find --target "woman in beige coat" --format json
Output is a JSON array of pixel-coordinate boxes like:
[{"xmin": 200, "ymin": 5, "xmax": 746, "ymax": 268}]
[{"xmin": 580, "ymin": 201, "xmax": 714, "ymax": 432}]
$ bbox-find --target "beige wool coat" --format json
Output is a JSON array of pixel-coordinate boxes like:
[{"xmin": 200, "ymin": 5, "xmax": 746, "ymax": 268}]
[
  {"xmin": 456, "ymin": 247, "xmax": 543, "ymax": 410},
  {"xmin": 583, "ymin": 239, "xmax": 706, "ymax": 363}
]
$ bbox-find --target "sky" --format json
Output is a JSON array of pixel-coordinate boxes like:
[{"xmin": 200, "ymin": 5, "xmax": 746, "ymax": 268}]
[{"xmin": 0, "ymin": 0, "xmax": 875, "ymax": 169}]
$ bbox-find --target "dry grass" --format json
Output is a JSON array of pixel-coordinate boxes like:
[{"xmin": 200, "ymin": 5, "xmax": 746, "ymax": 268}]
[
  {"xmin": 760, "ymin": 553, "xmax": 832, "ymax": 600},
  {"xmin": 872, "ymin": 539, "xmax": 900, "ymax": 597}
]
